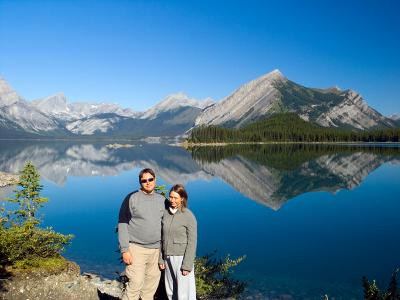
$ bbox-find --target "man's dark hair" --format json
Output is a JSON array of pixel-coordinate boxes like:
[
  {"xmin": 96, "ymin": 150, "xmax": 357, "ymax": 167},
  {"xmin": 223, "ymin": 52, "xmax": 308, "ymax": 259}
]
[{"xmin": 139, "ymin": 168, "xmax": 156, "ymax": 183}]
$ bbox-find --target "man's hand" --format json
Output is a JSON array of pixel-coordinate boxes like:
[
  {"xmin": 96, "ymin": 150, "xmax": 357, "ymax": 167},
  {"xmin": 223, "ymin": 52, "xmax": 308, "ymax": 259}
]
[
  {"xmin": 122, "ymin": 251, "xmax": 133, "ymax": 265},
  {"xmin": 181, "ymin": 269, "xmax": 190, "ymax": 276},
  {"xmin": 159, "ymin": 263, "xmax": 165, "ymax": 270}
]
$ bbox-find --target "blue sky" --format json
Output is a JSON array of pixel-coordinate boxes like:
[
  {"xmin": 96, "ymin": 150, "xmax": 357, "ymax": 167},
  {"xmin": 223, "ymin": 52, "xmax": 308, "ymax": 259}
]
[{"xmin": 0, "ymin": 0, "xmax": 399, "ymax": 114}]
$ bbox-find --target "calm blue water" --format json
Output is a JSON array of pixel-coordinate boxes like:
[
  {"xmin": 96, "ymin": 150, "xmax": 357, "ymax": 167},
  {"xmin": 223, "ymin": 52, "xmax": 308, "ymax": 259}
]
[{"xmin": 1, "ymin": 141, "xmax": 399, "ymax": 299}]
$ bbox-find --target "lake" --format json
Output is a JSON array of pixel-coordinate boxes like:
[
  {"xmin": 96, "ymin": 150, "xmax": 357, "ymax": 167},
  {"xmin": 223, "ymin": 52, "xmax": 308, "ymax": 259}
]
[{"xmin": 1, "ymin": 141, "xmax": 399, "ymax": 299}]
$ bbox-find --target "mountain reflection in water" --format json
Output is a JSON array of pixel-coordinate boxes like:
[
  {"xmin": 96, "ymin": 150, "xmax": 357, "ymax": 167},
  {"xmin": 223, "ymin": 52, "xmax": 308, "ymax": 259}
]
[
  {"xmin": 1, "ymin": 141, "xmax": 399, "ymax": 209},
  {"xmin": 190, "ymin": 144, "xmax": 400, "ymax": 209}
]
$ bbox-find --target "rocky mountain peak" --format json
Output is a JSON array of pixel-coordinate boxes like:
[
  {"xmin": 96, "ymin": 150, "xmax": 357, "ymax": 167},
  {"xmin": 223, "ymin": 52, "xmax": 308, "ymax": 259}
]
[
  {"xmin": 388, "ymin": 113, "xmax": 400, "ymax": 127},
  {"xmin": 344, "ymin": 89, "xmax": 359, "ymax": 98},
  {"xmin": 388, "ymin": 113, "xmax": 400, "ymax": 121},
  {"xmin": 32, "ymin": 92, "xmax": 68, "ymax": 114},
  {"xmin": 261, "ymin": 69, "xmax": 285, "ymax": 81},
  {"xmin": 316, "ymin": 89, "xmax": 394, "ymax": 130},
  {"xmin": 141, "ymin": 93, "xmax": 214, "ymax": 120},
  {"xmin": 0, "ymin": 77, "xmax": 22, "ymax": 107},
  {"xmin": 323, "ymin": 86, "xmax": 342, "ymax": 94},
  {"xmin": 195, "ymin": 69, "xmax": 287, "ymax": 127}
]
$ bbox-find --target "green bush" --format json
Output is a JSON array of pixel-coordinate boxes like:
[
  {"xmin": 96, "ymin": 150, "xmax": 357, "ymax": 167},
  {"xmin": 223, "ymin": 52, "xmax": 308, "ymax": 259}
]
[
  {"xmin": 0, "ymin": 161, "xmax": 73, "ymax": 269},
  {"xmin": 195, "ymin": 252, "xmax": 246, "ymax": 299},
  {"xmin": 362, "ymin": 268, "xmax": 399, "ymax": 300},
  {"xmin": 0, "ymin": 225, "xmax": 72, "ymax": 267}
]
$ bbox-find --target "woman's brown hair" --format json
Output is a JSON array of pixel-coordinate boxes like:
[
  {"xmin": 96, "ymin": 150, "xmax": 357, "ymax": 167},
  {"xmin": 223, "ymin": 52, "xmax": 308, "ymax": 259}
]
[{"xmin": 169, "ymin": 184, "xmax": 188, "ymax": 210}]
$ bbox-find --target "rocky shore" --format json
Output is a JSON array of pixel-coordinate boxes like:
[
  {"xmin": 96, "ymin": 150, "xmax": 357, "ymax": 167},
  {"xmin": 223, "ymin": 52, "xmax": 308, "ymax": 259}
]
[
  {"xmin": 0, "ymin": 261, "xmax": 123, "ymax": 300},
  {"xmin": 105, "ymin": 143, "xmax": 134, "ymax": 149},
  {"xmin": 0, "ymin": 172, "xmax": 19, "ymax": 188}
]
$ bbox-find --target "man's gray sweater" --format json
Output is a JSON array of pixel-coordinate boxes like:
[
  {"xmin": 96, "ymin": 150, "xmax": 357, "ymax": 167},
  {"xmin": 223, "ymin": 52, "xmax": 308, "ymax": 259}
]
[{"xmin": 118, "ymin": 190, "xmax": 165, "ymax": 253}]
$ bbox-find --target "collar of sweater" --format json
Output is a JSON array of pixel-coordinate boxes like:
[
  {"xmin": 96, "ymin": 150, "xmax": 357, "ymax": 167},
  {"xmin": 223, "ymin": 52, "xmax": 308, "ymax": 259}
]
[
  {"xmin": 169, "ymin": 206, "xmax": 184, "ymax": 215},
  {"xmin": 140, "ymin": 189, "xmax": 154, "ymax": 195},
  {"xmin": 169, "ymin": 207, "xmax": 178, "ymax": 214}
]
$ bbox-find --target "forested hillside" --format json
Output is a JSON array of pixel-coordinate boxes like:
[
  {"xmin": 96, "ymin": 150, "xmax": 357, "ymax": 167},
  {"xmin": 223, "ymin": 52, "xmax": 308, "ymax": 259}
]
[{"xmin": 189, "ymin": 113, "xmax": 400, "ymax": 143}]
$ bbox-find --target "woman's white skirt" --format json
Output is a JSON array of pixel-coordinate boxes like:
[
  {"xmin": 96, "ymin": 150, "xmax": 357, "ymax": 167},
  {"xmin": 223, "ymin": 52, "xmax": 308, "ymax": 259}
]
[{"xmin": 165, "ymin": 255, "xmax": 196, "ymax": 300}]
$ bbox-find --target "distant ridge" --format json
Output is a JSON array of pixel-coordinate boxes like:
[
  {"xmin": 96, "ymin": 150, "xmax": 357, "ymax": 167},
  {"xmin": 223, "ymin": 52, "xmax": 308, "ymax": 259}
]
[
  {"xmin": 0, "ymin": 77, "xmax": 214, "ymax": 138},
  {"xmin": 140, "ymin": 92, "xmax": 213, "ymax": 120}
]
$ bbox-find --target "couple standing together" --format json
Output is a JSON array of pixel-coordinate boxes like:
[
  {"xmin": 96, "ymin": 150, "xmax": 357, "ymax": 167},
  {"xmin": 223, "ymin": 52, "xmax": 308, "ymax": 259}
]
[{"xmin": 118, "ymin": 168, "xmax": 197, "ymax": 300}]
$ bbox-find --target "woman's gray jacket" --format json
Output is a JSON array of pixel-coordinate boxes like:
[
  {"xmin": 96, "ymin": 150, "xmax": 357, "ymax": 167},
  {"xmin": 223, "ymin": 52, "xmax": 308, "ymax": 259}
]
[{"xmin": 159, "ymin": 208, "xmax": 197, "ymax": 271}]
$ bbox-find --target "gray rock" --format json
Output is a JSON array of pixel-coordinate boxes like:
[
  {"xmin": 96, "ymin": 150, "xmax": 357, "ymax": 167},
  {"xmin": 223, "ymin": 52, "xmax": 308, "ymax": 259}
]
[
  {"xmin": 0, "ymin": 171, "xmax": 18, "ymax": 188},
  {"xmin": 0, "ymin": 261, "xmax": 123, "ymax": 300}
]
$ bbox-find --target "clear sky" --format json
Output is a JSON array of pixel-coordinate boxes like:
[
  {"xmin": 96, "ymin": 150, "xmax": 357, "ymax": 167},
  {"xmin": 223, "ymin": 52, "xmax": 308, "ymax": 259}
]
[{"xmin": 0, "ymin": 0, "xmax": 399, "ymax": 114}]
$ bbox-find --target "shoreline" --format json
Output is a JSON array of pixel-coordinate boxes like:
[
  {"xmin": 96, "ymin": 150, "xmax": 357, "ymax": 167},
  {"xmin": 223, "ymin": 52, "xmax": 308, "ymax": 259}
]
[
  {"xmin": 1, "ymin": 138, "xmax": 399, "ymax": 146},
  {"xmin": 181, "ymin": 141, "xmax": 400, "ymax": 148},
  {"xmin": 0, "ymin": 171, "xmax": 19, "ymax": 188}
]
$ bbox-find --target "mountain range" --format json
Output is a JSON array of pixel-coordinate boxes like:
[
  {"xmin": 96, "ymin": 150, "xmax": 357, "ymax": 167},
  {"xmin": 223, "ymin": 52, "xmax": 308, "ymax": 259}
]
[
  {"xmin": 0, "ymin": 78, "xmax": 212, "ymax": 138},
  {"xmin": 0, "ymin": 70, "xmax": 397, "ymax": 139}
]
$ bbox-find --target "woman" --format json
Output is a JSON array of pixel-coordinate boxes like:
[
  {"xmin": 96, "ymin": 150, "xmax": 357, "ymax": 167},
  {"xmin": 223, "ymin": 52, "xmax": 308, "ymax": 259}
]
[{"xmin": 159, "ymin": 184, "xmax": 197, "ymax": 300}]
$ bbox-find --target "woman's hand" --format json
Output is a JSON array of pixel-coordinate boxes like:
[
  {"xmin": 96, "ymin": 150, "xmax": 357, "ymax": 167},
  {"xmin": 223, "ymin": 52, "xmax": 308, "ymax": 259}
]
[
  {"xmin": 181, "ymin": 269, "xmax": 190, "ymax": 276},
  {"xmin": 122, "ymin": 252, "xmax": 133, "ymax": 265},
  {"xmin": 159, "ymin": 263, "xmax": 165, "ymax": 270}
]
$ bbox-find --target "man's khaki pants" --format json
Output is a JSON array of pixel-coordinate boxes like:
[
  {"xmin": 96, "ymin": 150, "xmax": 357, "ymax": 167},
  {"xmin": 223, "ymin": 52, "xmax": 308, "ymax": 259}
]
[{"xmin": 122, "ymin": 243, "xmax": 161, "ymax": 300}]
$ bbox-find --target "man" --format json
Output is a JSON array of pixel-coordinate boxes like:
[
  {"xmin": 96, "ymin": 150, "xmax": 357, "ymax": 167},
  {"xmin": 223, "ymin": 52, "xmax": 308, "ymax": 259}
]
[{"xmin": 118, "ymin": 168, "xmax": 166, "ymax": 300}]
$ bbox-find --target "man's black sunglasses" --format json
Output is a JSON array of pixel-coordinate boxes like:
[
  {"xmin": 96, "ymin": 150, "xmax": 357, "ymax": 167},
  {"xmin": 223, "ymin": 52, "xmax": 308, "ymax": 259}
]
[{"xmin": 140, "ymin": 177, "xmax": 154, "ymax": 184}]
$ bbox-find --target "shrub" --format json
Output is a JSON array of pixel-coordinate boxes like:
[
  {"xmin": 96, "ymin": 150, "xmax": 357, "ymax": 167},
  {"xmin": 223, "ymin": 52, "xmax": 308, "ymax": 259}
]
[
  {"xmin": 362, "ymin": 268, "xmax": 399, "ymax": 300},
  {"xmin": 195, "ymin": 252, "xmax": 246, "ymax": 299},
  {"xmin": 0, "ymin": 225, "xmax": 72, "ymax": 267}
]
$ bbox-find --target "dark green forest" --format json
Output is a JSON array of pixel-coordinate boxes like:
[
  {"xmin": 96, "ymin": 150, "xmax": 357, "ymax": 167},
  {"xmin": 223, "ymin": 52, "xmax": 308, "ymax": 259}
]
[{"xmin": 189, "ymin": 113, "xmax": 400, "ymax": 143}]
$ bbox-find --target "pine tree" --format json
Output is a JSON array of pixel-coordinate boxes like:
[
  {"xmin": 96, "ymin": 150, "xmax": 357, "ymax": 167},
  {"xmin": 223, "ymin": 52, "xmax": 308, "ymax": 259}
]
[{"xmin": 7, "ymin": 161, "xmax": 48, "ymax": 228}]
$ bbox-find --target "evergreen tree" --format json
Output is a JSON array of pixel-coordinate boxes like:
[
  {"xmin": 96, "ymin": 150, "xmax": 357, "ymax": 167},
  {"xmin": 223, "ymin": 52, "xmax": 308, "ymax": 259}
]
[{"xmin": 6, "ymin": 161, "xmax": 48, "ymax": 228}]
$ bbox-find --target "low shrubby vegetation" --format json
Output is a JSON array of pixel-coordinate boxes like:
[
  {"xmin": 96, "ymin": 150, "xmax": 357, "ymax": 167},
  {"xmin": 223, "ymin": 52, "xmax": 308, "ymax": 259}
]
[
  {"xmin": 362, "ymin": 269, "xmax": 399, "ymax": 300},
  {"xmin": 0, "ymin": 162, "xmax": 73, "ymax": 271},
  {"xmin": 195, "ymin": 252, "xmax": 246, "ymax": 299}
]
